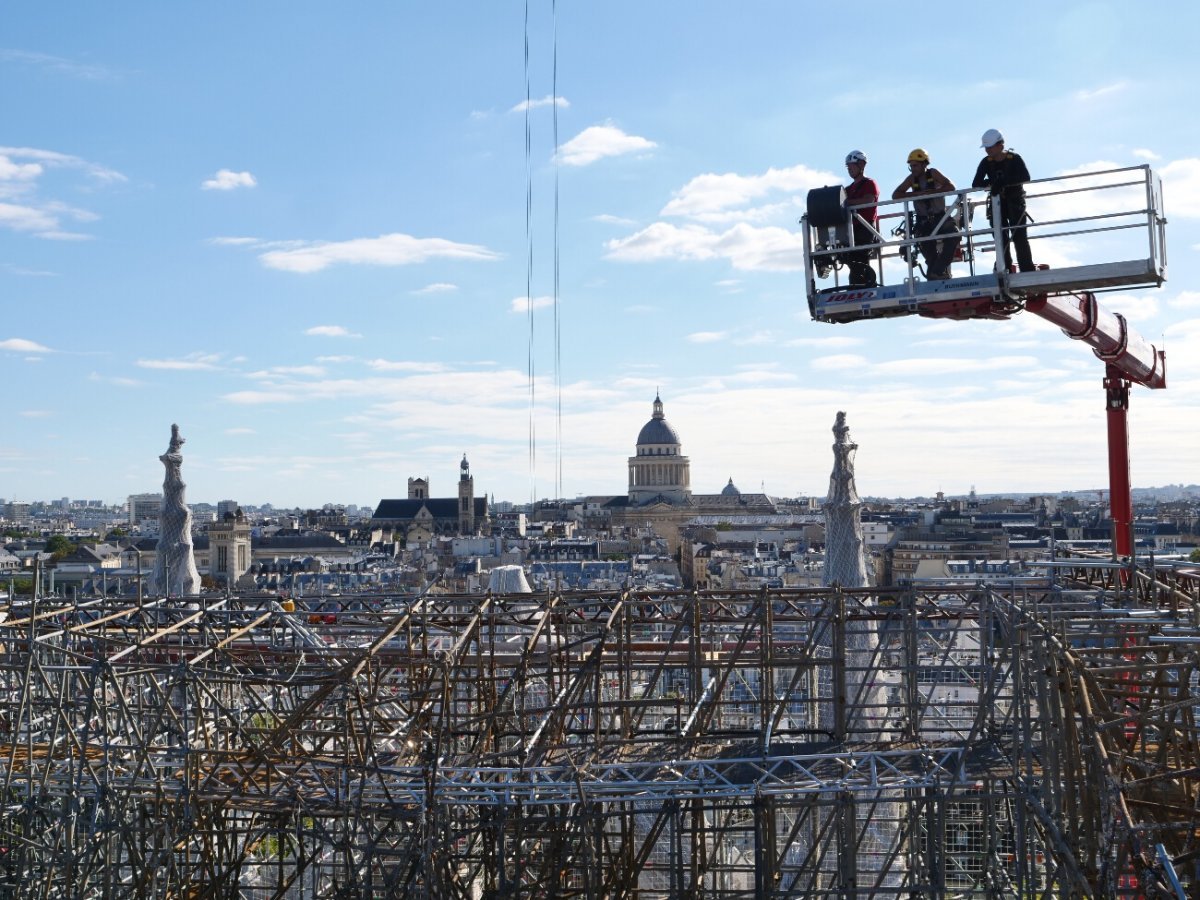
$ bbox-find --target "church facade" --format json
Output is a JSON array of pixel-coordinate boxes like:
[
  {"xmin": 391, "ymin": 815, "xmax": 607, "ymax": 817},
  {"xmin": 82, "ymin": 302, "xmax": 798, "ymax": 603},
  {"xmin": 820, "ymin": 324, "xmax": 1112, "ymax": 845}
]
[{"xmin": 371, "ymin": 455, "xmax": 489, "ymax": 543}]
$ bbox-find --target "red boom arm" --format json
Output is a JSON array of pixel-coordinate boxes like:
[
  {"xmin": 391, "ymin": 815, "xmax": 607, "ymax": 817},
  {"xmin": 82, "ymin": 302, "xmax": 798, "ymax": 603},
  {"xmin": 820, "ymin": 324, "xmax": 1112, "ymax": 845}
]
[
  {"xmin": 1025, "ymin": 292, "xmax": 1165, "ymax": 390},
  {"xmin": 1026, "ymin": 291, "xmax": 1166, "ymax": 557}
]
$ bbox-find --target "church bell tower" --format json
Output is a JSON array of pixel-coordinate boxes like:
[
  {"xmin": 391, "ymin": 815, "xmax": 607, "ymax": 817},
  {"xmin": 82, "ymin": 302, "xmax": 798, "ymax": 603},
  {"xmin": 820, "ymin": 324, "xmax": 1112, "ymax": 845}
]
[{"xmin": 457, "ymin": 453, "xmax": 475, "ymax": 534}]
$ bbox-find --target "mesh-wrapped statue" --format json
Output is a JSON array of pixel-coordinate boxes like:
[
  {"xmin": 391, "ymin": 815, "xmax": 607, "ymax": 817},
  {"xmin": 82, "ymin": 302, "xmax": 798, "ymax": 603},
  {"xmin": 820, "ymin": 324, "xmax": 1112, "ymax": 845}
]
[
  {"xmin": 823, "ymin": 411, "xmax": 869, "ymax": 588},
  {"xmin": 150, "ymin": 424, "xmax": 201, "ymax": 596},
  {"xmin": 818, "ymin": 412, "xmax": 902, "ymax": 886}
]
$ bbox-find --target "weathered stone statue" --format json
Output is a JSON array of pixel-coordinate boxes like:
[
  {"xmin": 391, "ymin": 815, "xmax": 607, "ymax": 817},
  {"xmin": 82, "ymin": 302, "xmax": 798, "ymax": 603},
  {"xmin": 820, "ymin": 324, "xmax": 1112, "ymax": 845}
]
[
  {"xmin": 823, "ymin": 411, "xmax": 869, "ymax": 588},
  {"xmin": 150, "ymin": 424, "xmax": 201, "ymax": 596},
  {"xmin": 819, "ymin": 412, "xmax": 900, "ymax": 886}
]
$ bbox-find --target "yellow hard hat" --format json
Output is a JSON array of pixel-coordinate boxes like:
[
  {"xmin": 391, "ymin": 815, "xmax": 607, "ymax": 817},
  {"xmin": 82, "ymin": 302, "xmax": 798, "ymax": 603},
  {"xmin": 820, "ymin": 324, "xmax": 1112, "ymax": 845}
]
[{"xmin": 907, "ymin": 148, "xmax": 930, "ymax": 164}]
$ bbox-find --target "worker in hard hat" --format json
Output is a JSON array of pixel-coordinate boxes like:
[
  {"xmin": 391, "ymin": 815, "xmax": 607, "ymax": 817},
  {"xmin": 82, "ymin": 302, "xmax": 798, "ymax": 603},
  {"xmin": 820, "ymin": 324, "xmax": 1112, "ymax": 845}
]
[
  {"xmin": 972, "ymin": 129, "xmax": 1036, "ymax": 273},
  {"xmin": 841, "ymin": 150, "xmax": 880, "ymax": 288},
  {"xmin": 892, "ymin": 149, "xmax": 961, "ymax": 280}
]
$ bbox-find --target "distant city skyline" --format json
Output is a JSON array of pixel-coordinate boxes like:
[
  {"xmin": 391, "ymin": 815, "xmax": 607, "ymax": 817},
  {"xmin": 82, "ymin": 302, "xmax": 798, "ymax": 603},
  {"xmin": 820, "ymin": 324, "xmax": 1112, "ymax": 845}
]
[
  {"xmin": 3, "ymin": 4, "xmax": 1198, "ymax": 507},
  {"xmin": 5, "ymin": 480, "xmax": 1199, "ymax": 514}
]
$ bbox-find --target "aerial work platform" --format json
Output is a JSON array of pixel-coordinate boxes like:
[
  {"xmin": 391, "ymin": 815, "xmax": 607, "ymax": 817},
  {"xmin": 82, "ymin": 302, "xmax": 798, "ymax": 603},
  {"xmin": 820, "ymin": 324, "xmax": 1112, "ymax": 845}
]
[
  {"xmin": 801, "ymin": 162, "xmax": 1169, "ymax": 558},
  {"xmin": 802, "ymin": 164, "xmax": 1167, "ymax": 324}
]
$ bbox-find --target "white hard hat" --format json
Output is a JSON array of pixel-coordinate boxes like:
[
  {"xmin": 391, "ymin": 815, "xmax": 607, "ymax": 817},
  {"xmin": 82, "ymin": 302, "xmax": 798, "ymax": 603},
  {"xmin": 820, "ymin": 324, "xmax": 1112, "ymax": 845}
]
[
  {"xmin": 845, "ymin": 150, "xmax": 868, "ymax": 165},
  {"xmin": 980, "ymin": 128, "xmax": 1004, "ymax": 148}
]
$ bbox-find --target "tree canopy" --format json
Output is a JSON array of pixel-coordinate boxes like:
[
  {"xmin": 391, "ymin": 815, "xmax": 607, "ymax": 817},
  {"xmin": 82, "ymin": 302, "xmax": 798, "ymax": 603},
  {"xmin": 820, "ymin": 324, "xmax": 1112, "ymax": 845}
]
[{"xmin": 44, "ymin": 534, "xmax": 75, "ymax": 560}]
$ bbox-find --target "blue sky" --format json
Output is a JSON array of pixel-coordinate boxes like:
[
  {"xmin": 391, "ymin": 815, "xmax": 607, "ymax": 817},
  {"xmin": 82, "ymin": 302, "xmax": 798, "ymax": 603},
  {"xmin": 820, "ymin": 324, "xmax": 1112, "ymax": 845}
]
[{"xmin": 3, "ymin": 2, "xmax": 1198, "ymax": 509}]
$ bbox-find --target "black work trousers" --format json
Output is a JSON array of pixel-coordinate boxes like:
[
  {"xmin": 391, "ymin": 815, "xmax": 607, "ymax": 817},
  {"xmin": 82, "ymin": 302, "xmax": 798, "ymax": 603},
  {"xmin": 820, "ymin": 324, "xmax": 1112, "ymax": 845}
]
[
  {"xmin": 997, "ymin": 200, "xmax": 1035, "ymax": 273},
  {"xmin": 838, "ymin": 225, "xmax": 878, "ymax": 287},
  {"xmin": 913, "ymin": 213, "xmax": 960, "ymax": 277}
]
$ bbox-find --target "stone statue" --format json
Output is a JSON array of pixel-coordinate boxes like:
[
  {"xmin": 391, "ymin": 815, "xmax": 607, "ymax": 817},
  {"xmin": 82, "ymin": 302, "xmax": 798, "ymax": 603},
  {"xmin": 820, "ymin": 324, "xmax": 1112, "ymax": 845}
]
[
  {"xmin": 150, "ymin": 424, "xmax": 201, "ymax": 596},
  {"xmin": 823, "ymin": 411, "xmax": 868, "ymax": 588},
  {"xmin": 820, "ymin": 415, "xmax": 900, "ymax": 884}
]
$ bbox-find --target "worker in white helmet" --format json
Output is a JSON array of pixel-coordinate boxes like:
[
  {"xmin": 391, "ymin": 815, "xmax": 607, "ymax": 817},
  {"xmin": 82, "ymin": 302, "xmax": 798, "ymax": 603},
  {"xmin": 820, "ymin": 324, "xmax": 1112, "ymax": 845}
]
[
  {"xmin": 841, "ymin": 150, "xmax": 880, "ymax": 287},
  {"xmin": 972, "ymin": 129, "xmax": 1036, "ymax": 273},
  {"xmin": 892, "ymin": 148, "xmax": 960, "ymax": 280}
]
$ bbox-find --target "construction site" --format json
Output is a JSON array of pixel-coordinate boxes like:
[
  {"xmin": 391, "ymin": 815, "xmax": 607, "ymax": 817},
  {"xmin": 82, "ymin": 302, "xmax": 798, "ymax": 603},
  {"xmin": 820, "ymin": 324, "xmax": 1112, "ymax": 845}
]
[
  {"xmin": 2, "ymin": 150, "xmax": 1192, "ymax": 897},
  {"xmin": 0, "ymin": 551, "xmax": 1197, "ymax": 897}
]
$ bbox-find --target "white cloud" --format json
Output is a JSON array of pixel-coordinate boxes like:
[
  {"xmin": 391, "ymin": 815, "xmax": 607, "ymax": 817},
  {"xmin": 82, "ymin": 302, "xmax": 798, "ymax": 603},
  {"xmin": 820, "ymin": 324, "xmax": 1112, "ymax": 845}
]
[
  {"xmin": 221, "ymin": 367, "xmax": 538, "ymax": 411},
  {"xmin": 661, "ymin": 164, "xmax": 832, "ymax": 221},
  {"xmin": 1167, "ymin": 291, "xmax": 1200, "ymax": 310},
  {"xmin": 249, "ymin": 365, "xmax": 327, "ymax": 378},
  {"xmin": 0, "ymin": 147, "xmax": 120, "ymax": 238},
  {"xmin": 1162, "ymin": 319, "xmax": 1200, "ymax": 379},
  {"xmin": 39, "ymin": 229, "xmax": 93, "ymax": 241},
  {"xmin": 603, "ymin": 160, "xmax": 836, "ymax": 273},
  {"xmin": 510, "ymin": 95, "xmax": 569, "ymax": 113},
  {"xmin": 0, "ymin": 155, "xmax": 42, "ymax": 181},
  {"xmin": 1132, "ymin": 148, "xmax": 1160, "ymax": 161},
  {"xmin": 716, "ymin": 224, "xmax": 810, "ymax": 270},
  {"xmin": 607, "ymin": 223, "xmax": 716, "ymax": 262},
  {"xmin": 413, "ymin": 282, "xmax": 458, "ymax": 294},
  {"xmin": 557, "ymin": 124, "xmax": 656, "ymax": 167},
  {"xmin": 224, "ymin": 390, "xmax": 301, "ymax": 405},
  {"xmin": 305, "ymin": 325, "xmax": 361, "ymax": 338},
  {"xmin": 19, "ymin": 409, "xmax": 51, "ymax": 418},
  {"xmin": 687, "ymin": 331, "xmax": 726, "ymax": 344},
  {"xmin": 202, "ymin": 169, "xmax": 257, "ymax": 191},
  {"xmin": 510, "ymin": 295, "xmax": 555, "ymax": 313},
  {"xmin": 365, "ymin": 359, "xmax": 447, "ymax": 373},
  {"xmin": 0, "ymin": 50, "xmax": 116, "ymax": 80},
  {"xmin": 225, "ymin": 427, "xmax": 256, "ymax": 435},
  {"xmin": 0, "ymin": 263, "xmax": 55, "ymax": 276},
  {"xmin": 1023, "ymin": 237, "xmax": 1085, "ymax": 270},
  {"xmin": 872, "ymin": 356, "xmax": 1038, "ymax": 377},
  {"xmin": 725, "ymin": 368, "xmax": 796, "ymax": 384},
  {"xmin": 0, "ymin": 202, "xmax": 58, "ymax": 232},
  {"xmin": 259, "ymin": 233, "xmax": 501, "ymax": 273},
  {"xmin": 179, "ymin": 350, "xmax": 1200, "ymax": 499},
  {"xmin": 0, "ymin": 146, "xmax": 125, "ymax": 183},
  {"xmin": 88, "ymin": 372, "xmax": 142, "ymax": 387},
  {"xmin": 1160, "ymin": 158, "xmax": 1200, "ymax": 218},
  {"xmin": 45, "ymin": 200, "xmax": 98, "ymax": 223},
  {"xmin": 136, "ymin": 353, "xmax": 222, "ymax": 371},
  {"xmin": 0, "ymin": 337, "xmax": 51, "ymax": 352},
  {"xmin": 1164, "ymin": 317, "xmax": 1200, "ymax": 340},
  {"xmin": 606, "ymin": 221, "xmax": 807, "ymax": 271},
  {"xmin": 1034, "ymin": 161, "xmax": 1145, "ymax": 226},
  {"xmin": 1006, "ymin": 161, "xmax": 1182, "ymax": 271},
  {"xmin": 1103, "ymin": 293, "xmax": 1160, "ymax": 322},
  {"xmin": 1074, "ymin": 81, "xmax": 1126, "ymax": 102},
  {"xmin": 592, "ymin": 213, "xmax": 637, "ymax": 227},
  {"xmin": 208, "ymin": 236, "xmax": 259, "ymax": 246}
]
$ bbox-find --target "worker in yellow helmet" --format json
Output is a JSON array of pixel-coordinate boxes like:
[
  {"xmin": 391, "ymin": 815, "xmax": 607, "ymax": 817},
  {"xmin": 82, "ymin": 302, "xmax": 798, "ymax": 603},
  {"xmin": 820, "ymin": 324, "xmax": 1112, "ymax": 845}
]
[{"xmin": 892, "ymin": 148, "xmax": 960, "ymax": 280}]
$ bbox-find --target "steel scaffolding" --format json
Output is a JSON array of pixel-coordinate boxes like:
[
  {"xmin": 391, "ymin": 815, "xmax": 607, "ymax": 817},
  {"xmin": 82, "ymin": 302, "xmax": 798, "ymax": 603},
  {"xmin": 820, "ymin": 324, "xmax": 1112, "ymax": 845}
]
[{"xmin": 0, "ymin": 568, "xmax": 1197, "ymax": 897}]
